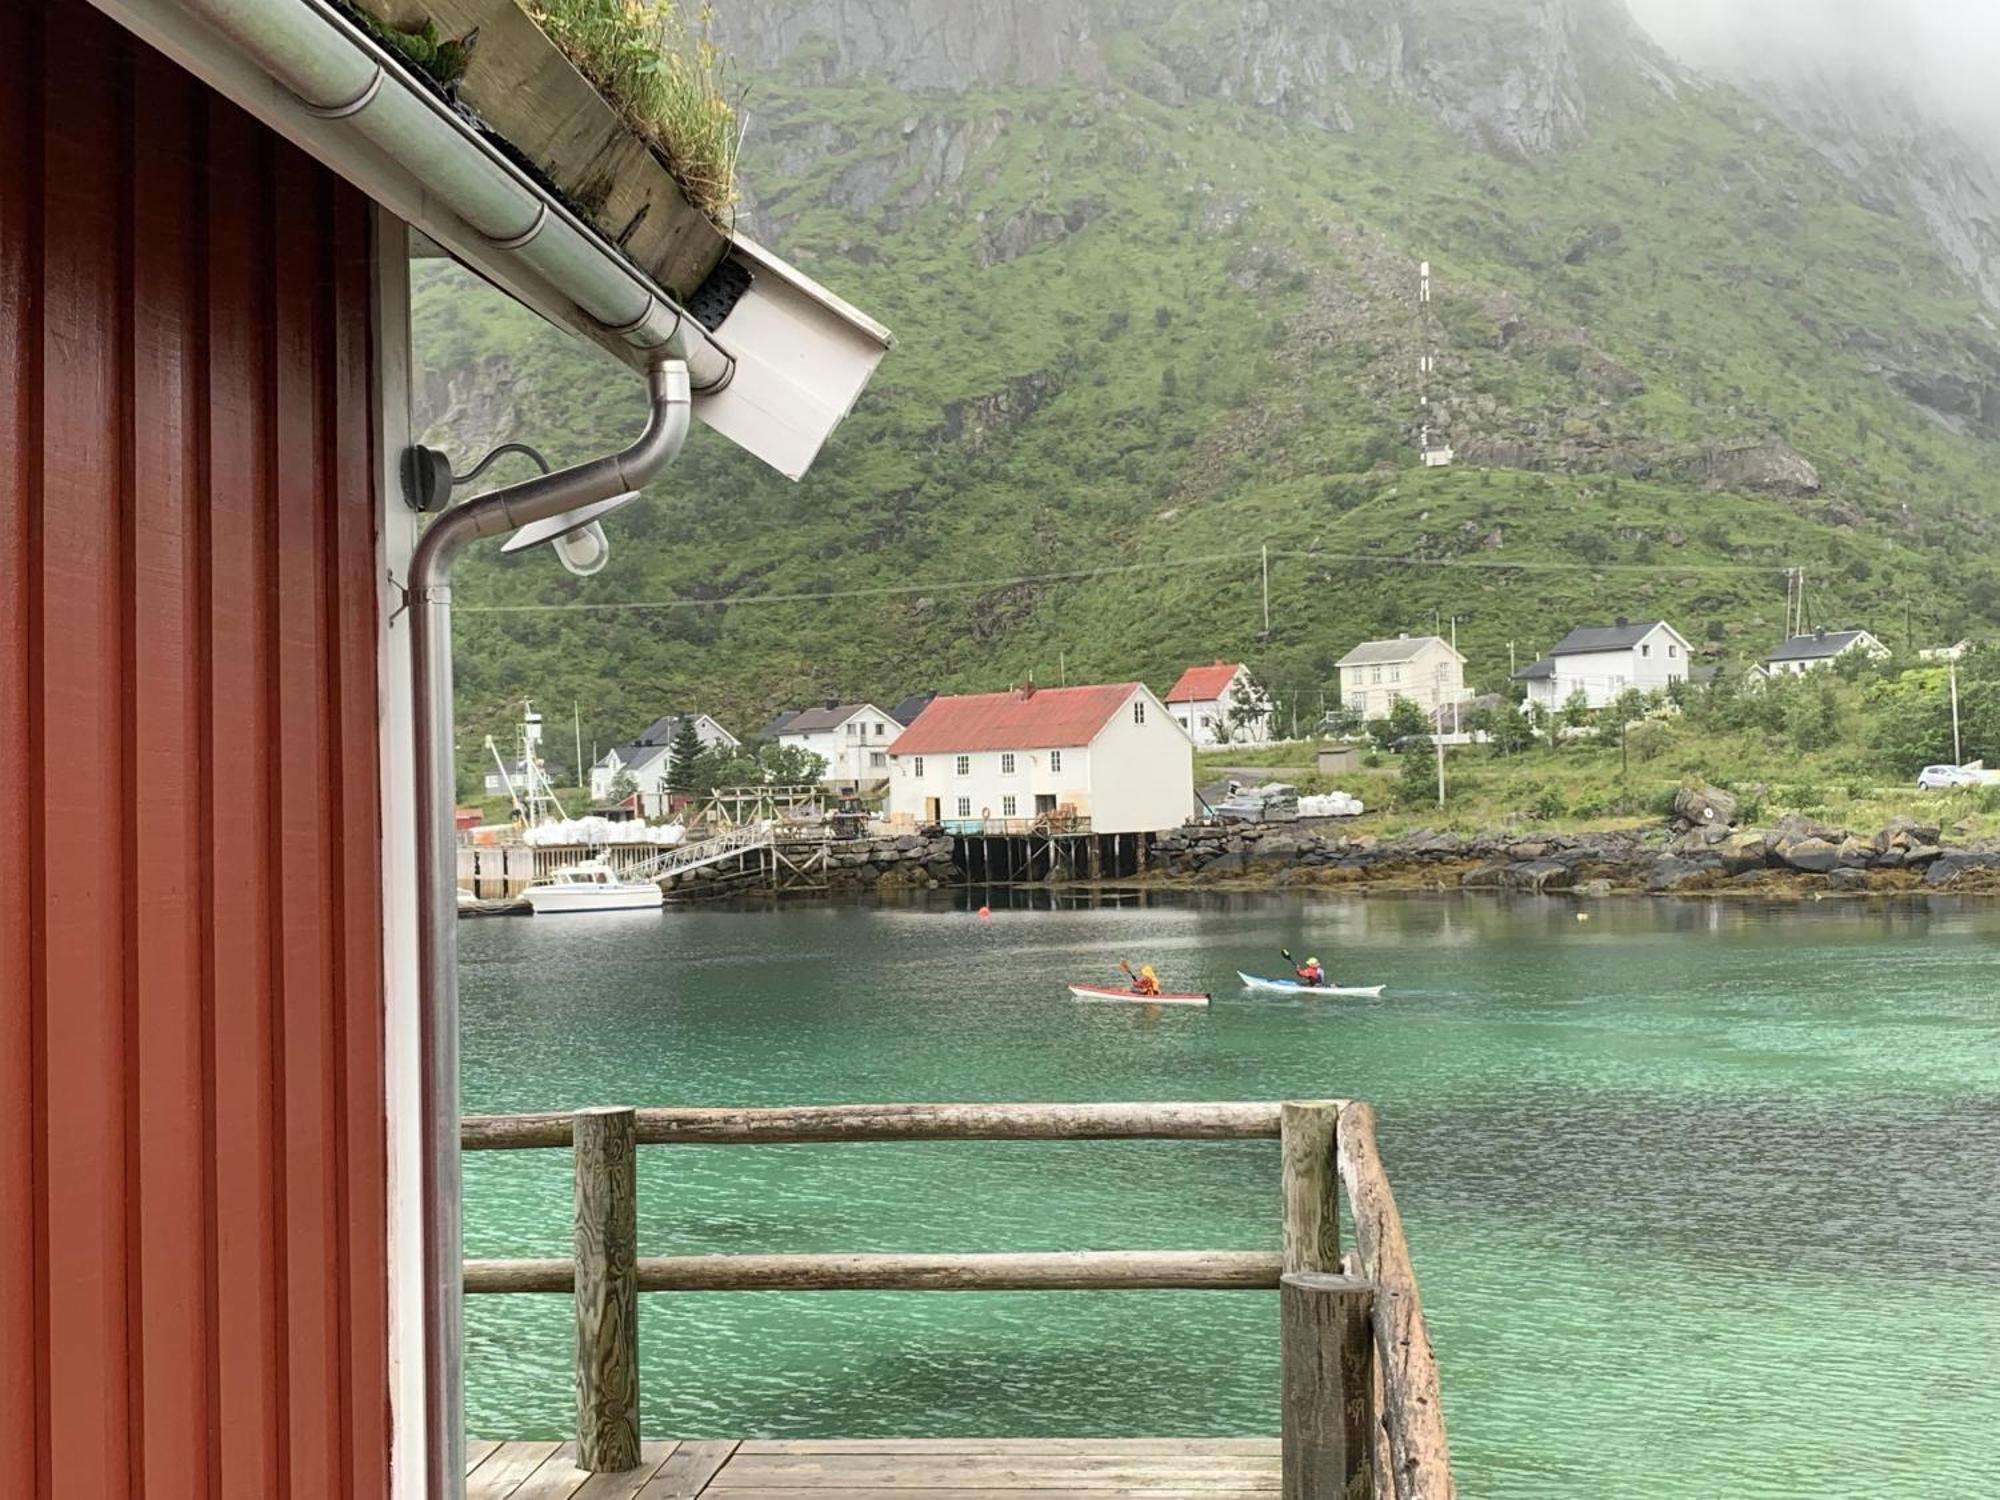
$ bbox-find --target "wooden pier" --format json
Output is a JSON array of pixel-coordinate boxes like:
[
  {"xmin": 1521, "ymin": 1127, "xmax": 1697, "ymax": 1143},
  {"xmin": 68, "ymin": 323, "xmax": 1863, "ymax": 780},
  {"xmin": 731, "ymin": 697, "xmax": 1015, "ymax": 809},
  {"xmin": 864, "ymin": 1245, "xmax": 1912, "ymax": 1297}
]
[{"xmin": 460, "ymin": 1100, "xmax": 1454, "ymax": 1500}]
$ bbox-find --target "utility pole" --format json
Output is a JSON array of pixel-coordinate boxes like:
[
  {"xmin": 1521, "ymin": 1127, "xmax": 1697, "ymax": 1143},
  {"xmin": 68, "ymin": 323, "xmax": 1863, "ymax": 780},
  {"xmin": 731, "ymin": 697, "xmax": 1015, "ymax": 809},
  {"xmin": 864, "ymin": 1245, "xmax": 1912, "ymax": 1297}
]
[
  {"xmin": 1435, "ymin": 662, "xmax": 1448, "ymax": 808},
  {"xmin": 1059, "ymin": 649, "xmax": 1066, "ymax": 687},
  {"xmin": 573, "ymin": 701, "xmax": 584, "ymax": 793},
  {"xmin": 1508, "ymin": 639, "xmax": 1516, "ymax": 677},
  {"xmin": 1261, "ymin": 545, "xmax": 1271, "ymax": 637},
  {"xmin": 1951, "ymin": 658, "xmax": 1963, "ymax": 765}
]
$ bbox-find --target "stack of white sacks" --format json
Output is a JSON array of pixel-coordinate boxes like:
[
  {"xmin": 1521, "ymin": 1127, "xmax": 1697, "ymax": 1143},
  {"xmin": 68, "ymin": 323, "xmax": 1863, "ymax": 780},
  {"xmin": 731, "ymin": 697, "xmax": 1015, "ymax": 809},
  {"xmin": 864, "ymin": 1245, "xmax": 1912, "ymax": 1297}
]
[
  {"xmin": 522, "ymin": 817, "xmax": 686, "ymax": 848},
  {"xmin": 1298, "ymin": 792, "xmax": 1365, "ymax": 819}
]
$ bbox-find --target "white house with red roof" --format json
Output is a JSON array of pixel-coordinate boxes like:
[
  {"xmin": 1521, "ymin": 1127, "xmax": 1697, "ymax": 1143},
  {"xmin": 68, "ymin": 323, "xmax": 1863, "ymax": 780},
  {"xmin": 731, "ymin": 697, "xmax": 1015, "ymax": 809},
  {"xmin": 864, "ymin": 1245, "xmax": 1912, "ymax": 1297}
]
[
  {"xmin": 886, "ymin": 683, "xmax": 1194, "ymax": 834},
  {"xmin": 1165, "ymin": 661, "xmax": 1276, "ymax": 746}
]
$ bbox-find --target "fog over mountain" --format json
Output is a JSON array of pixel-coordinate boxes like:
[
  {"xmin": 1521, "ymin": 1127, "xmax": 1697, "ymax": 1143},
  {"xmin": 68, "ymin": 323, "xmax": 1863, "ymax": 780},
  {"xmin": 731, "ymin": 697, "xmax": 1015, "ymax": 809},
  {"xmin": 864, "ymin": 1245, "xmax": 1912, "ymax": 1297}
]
[
  {"xmin": 1625, "ymin": 0, "xmax": 2000, "ymax": 149},
  {"xmin": 1625, "ymin": 0, "xmax": 2000, "ymax": 305}
]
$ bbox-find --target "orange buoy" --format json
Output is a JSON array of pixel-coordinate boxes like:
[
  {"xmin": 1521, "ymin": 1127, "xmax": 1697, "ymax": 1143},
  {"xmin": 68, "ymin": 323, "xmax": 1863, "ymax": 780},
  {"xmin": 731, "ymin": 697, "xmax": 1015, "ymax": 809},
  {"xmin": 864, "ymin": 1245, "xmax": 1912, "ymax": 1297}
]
[{"xmin": 977, "ymin": 905, "xmax": 992, "ymax": 919}]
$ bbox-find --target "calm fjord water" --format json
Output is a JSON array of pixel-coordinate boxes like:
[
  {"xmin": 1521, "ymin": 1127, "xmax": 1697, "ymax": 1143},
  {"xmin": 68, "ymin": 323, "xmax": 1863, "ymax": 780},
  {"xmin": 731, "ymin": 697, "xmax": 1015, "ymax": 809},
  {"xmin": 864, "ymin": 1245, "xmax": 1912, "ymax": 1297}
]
[{"xmin": 461, "ymin": 893, "xmax": 2000, "ymax": 1499}]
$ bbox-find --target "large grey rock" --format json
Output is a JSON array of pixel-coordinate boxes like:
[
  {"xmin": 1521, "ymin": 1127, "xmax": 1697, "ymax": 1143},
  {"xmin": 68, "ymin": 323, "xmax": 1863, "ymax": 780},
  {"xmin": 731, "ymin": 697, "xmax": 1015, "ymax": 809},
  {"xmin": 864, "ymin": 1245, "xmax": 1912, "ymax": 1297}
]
[
  {"xmin": 1827, "ymin": 867, "xmax": 1872, "ymax": 891},
  {"xmin": 1204, "ymin": 852, "xmax": 1249, "ymax": 876},
  {"xmin": 1718, "ymin": 832, "xmax": 1769, "ymax": 874},
  {"xmin": 1837, "ymin": 837, "xmax": 1876, "ymax": 868},
  {"xmin": 1874, "ymin": 817, "xmax": 1943, "ymax": 853},
  {"xmin": 1780, "ymin": 837, "xmax": 1844, "ymax": 874},
  {"xmin": 1460, "ymin": 863, "xmax": 1509, "ymax": 891},
  {"xmin": 1504, "ymin": 860, "xmax": 1574, "ymax": 893},
  {"xmin": 1927, "ymin": 854, "xmax": 2000, "ymax": 887},
  {"xmin": 1647, "ymin": 857, "xmax": 1716, "ymax": 892},
  {"xmin": 1673, "ymin": 780, "xmax": 1739, "ymax": 829}
]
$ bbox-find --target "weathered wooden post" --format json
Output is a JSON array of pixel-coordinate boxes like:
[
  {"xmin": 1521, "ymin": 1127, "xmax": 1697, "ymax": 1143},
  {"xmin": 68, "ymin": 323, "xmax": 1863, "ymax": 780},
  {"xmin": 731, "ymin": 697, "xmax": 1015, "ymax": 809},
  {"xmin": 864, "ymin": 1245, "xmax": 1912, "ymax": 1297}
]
[
  {"xmin": 574, "ymin": 1106, "xmax": 640, "ymax": 1471},
  {"xmin": 1281, "ymin": 1272, "xmax": 1376, "ymax": 1500},
  {"xmin": 1281, "ymin": 1100, "xmax": 1341, "ymax": 1273}
]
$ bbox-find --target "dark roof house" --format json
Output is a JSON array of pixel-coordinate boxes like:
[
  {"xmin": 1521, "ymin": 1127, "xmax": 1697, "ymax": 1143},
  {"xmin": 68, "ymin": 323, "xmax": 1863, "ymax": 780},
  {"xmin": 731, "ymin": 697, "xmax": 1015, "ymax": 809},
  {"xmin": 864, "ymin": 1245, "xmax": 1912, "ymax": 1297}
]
[
  {"xmin": 890, "ymin": 690, "xmax": 938, "ymax": 726},
  {"xmin": 1767, "ymin": 629, "xmax": 1886, "ymax": 665}
]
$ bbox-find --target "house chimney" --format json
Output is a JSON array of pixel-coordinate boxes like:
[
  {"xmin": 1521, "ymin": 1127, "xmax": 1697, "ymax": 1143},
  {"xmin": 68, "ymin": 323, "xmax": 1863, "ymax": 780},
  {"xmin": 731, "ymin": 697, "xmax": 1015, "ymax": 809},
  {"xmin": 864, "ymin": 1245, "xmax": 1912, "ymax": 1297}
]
[
  {"xmin": 824, "ymin": 698, "xmax": 838, "ymax": 710},
  {"xmin": 1615, "ymin": 615, "xmax": 1629, "ymax": 628},
  {"xmin": 1815, "ymin": 627, "xmax": 1827, "ymax": 639},
  {"xmin": 1397, "ymin": 632, "xmax": 1409, "ymax": 640}
]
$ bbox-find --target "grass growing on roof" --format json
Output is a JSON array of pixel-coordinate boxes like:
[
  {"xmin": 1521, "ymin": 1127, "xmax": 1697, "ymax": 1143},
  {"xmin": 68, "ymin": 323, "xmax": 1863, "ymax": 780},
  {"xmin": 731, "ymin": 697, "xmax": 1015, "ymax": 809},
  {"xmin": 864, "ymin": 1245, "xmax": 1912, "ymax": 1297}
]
[{"xmin": 526, "ymin": 0, "xmax": 740, "ymax": 223}]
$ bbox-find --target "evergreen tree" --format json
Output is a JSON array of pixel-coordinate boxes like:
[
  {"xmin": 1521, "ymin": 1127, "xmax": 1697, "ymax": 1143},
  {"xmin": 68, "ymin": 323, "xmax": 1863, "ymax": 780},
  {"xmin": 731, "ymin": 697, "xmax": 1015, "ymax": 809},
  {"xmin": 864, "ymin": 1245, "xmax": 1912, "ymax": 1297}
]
[{"xmin": 664, "ymin": 718, "xmax": 704, "ymax": 799}]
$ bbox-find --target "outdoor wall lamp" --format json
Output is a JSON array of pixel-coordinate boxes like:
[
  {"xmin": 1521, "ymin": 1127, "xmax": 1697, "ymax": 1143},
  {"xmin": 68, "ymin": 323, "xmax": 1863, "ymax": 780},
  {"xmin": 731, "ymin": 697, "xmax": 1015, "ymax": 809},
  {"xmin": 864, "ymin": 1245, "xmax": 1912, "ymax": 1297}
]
[{"xmin": 401, "ymin": 438, "xmax": 638, "ymax": 577}]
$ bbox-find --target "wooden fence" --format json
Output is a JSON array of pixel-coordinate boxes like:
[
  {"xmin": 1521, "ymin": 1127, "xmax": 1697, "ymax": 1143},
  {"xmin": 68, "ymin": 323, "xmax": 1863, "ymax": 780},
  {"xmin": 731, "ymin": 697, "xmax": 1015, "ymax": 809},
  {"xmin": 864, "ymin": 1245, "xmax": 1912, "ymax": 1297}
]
[{"xmin": 460, "ymin": 1099, "xmax": 1454, "ymax": 1499}]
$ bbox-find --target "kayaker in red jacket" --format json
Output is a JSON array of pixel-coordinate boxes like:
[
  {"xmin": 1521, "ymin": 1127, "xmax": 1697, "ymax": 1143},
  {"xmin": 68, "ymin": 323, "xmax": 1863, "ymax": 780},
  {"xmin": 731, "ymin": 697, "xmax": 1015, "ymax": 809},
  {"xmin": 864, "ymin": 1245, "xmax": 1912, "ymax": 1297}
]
[
  {"xmin": 1296, "ymin": 957, "xmax": 1326, "ymax": 988},
  {"xmin": 1132, "ymin": 964, "xmax": 1162, "ymax": 996}
]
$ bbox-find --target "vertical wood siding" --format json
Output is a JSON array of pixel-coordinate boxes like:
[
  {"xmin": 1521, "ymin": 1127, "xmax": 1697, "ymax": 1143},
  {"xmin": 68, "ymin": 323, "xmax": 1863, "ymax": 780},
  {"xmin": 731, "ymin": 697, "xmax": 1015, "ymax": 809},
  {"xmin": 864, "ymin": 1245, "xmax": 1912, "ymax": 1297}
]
[{"xmin": 0, "ymin": 5, "xmax": 390, "ymax": 1496}]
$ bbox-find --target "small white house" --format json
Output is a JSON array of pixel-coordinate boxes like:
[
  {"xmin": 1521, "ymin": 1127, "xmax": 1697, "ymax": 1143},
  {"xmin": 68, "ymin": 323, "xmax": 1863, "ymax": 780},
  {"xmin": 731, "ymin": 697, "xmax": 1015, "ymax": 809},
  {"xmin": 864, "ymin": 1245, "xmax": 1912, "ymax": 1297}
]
[
  {"xmin": 776, "ymin": 702, "xmax": 901, "ymax": 789},
  {"xmin": 1766, "ymin": 629, "xmax": 1890, "ymax": 677},
  {"xmin": 887, "ymin": 682, "xmax": 1193, "ymax": 835},
  {"xmin": 590, "ymin": 713, "xmax": 739, "ymax": 814},
  {"xmin": 1164, "ymin": 661, "xmax": 1274, "ymax": 746},
  {"xmin": 1337, "ymin": 635, "xmax": 1470, "ymax": 722},
  {"xmin": 1514, "ymin": 620, "xmax": 1691, "ymax": 710}
]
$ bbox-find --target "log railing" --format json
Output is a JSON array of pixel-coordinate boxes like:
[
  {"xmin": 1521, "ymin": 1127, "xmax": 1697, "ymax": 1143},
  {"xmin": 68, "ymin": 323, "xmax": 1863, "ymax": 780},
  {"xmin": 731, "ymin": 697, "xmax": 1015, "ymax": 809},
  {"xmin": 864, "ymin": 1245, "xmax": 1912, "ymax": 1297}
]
[{"xmin": 461, "ymin": 1098, "xmax": 1453, "ymax": 1498}]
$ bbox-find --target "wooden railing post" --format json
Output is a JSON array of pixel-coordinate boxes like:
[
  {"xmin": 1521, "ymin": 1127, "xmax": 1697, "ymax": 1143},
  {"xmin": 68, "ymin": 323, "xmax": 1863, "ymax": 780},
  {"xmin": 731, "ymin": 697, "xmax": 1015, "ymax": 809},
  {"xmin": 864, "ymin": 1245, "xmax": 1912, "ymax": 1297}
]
[
  {"xmin": 573, "ymin": 1106, "xmax": 640, "ymax": 1471},
  {"xmin": 1282, "ymin": 1100, "xmax": 1341, "ymax": 1273},
  {"xmin": 1281, "ymin": 1272, "xmax": 1375, "ymax": 1500}
]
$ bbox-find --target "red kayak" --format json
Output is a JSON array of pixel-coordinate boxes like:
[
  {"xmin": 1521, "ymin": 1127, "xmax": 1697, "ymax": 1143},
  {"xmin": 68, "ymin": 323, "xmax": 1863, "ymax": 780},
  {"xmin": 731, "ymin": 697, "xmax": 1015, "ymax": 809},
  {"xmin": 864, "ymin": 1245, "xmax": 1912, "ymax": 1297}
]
[{"xmin": 1067, "ymin": 983, "xmax": 1211, "ymax": 1007}]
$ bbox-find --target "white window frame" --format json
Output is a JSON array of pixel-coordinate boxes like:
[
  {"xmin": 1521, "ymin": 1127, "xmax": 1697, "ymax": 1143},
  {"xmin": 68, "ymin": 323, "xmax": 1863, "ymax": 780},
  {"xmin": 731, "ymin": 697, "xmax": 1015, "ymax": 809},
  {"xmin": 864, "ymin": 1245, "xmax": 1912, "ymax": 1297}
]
[
  {"xmin": 956, "ymin": 796, "xmax": 971, "ymax": 818},
  {"xmin": 1002, "ymin": 794, "xmax": 1018, "ymax": 817},
  {"xmin": 1371, "ymin": 666, "xmax": 1383, "ymax": 684},
  {"xmin": 1050, "ymin": 750, "xmax": 1063, "ymax": 772},
  {"xmin": 1000, "ymin": 752, "xmax": 1016, "ymax": 775},
  {"xmin": 870, "ymin": 751, "xmax": 886, "ymax": 769},
  {"xmin": 955, "ymin": 754, "xmax": 970, "ymax": 777},
  {"xmin": 913, "ymin": 757, "xmax": 924, "ymax": 778},
  {"xmin": 1133, "ymin": 700, "xmax": 1146, "ymax": 725}
]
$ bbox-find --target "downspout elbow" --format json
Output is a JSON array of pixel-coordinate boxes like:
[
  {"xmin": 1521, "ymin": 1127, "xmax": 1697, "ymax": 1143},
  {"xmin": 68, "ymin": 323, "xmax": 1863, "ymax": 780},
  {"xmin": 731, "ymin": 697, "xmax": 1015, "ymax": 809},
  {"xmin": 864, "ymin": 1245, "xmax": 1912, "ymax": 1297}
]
[{"xmin": 411, "ymin": 357, "xmax": 691, "ymax": 590}]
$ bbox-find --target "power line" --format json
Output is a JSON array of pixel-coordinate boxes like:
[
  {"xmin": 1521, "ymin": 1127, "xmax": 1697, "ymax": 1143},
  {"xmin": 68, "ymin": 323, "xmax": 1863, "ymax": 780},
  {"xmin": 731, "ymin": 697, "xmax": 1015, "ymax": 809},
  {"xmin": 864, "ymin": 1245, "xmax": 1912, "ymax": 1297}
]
[{"xmin": 457, "ymin": 543, "xmax": 1790, "ymax": 615}]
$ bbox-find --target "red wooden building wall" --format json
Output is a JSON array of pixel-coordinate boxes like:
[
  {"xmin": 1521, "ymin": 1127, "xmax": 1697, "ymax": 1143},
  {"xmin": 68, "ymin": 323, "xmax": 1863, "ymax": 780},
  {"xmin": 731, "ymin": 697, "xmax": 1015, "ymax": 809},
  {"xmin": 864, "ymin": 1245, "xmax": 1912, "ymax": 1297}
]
[{"xmin": 0, "ymin": 2, "xmax": 392, "ymax": 1495}]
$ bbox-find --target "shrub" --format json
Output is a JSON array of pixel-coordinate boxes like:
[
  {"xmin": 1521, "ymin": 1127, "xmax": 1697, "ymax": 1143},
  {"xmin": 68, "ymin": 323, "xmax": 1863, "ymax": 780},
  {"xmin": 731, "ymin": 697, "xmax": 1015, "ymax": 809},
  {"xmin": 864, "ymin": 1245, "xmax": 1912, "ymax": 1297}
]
[
  {"xmin": 1527, "ymin": 785, "xmax": 1567, "ymax": 821},
  {"xmin": 1395, "ymin": 738, "xmax": 1438, "ymax": 807},
  {"xmin": 1627, "ymin": 721, "xmax": 1668, "ymax": 762}
]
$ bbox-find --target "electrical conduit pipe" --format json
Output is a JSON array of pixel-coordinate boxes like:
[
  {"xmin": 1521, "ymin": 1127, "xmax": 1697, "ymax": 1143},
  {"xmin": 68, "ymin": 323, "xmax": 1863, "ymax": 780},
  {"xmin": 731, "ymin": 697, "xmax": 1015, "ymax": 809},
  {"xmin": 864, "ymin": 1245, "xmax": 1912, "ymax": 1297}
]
[{"xmin": 412, "ymin": 359, "xmax": 692, "ymax": 1494}]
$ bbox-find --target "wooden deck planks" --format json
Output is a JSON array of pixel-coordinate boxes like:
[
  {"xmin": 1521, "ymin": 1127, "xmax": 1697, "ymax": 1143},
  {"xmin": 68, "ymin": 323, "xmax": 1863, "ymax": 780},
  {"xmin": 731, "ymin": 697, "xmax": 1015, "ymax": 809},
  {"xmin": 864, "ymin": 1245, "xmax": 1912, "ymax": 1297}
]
[
  {"xmin": 636, "ymin": 1439, "xmax": 741, "ymax": 1498},
  {"xmin": 472, "ymin": 1440, "xmax": 1283, "ymax": 1498}
]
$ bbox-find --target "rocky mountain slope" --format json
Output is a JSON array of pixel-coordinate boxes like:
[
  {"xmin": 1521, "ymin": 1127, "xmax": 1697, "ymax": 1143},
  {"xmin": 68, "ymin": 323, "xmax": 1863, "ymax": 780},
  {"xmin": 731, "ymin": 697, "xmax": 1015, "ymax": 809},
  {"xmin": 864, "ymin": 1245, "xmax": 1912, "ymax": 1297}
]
[{"xmin": 419, "ymin": 0, "xmax": 2000, "ymax": 762}]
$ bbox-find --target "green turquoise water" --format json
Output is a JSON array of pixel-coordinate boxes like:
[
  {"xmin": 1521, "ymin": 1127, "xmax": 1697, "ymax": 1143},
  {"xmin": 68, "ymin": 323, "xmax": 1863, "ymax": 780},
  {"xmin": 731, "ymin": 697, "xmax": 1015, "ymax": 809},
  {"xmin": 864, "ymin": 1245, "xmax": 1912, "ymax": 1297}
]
[{"xmin": 461, "ymin": 892, "xmax": 2000, "ymax": 1498}]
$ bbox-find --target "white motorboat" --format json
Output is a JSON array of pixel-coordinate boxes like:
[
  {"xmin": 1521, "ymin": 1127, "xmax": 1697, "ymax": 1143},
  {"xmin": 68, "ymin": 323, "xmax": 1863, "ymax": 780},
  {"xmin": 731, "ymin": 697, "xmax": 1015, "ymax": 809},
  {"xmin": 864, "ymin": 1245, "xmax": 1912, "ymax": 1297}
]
[{"xmin": 521, "ymin": 860, "xmax": 664, "ymax": 914}]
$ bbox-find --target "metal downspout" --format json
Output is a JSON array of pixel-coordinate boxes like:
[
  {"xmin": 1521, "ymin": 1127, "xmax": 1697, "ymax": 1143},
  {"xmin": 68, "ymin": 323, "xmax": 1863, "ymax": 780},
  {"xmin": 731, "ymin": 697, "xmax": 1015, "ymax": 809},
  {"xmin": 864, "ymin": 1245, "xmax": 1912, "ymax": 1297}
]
[{"xmin": 412, "ymin": 359, "xmax": 691, "ymax": 1497}]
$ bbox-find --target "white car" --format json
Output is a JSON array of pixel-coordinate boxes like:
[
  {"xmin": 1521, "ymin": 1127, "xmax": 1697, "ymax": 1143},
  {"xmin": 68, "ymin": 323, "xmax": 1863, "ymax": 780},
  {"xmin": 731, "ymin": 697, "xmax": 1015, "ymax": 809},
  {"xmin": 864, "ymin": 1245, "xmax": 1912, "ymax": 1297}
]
[{"xmin": 1916, "ymin": 764, "xmax": 1981, "ymax": 790}]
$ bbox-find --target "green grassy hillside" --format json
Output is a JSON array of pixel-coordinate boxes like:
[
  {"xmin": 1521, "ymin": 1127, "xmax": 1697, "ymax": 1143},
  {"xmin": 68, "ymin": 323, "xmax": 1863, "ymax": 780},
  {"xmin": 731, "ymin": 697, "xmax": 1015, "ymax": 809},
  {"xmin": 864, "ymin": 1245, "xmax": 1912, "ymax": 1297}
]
[{"xmin": 418, "ymin": 15, "xmax": 2000, "ymax": 770}]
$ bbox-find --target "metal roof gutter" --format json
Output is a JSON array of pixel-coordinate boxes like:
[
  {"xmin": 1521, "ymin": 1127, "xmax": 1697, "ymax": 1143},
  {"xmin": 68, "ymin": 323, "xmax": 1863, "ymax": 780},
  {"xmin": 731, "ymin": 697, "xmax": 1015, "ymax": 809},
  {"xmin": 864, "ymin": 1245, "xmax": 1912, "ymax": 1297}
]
[
  {"xmin": 174, "ymin": 0, "xmax": 736, "ymax": 391},
  {"xmin": 85, "ymin": 0, "xmax": 894, "ymax": 478}
]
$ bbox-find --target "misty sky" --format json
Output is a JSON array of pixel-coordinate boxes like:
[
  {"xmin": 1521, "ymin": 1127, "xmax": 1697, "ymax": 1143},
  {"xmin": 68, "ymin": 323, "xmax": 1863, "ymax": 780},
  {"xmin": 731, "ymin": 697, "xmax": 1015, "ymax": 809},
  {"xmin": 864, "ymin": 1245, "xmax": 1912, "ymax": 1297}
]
[{"xmin": 1625, "ymin": 0, "xmax": 2000, "ymax": 143}]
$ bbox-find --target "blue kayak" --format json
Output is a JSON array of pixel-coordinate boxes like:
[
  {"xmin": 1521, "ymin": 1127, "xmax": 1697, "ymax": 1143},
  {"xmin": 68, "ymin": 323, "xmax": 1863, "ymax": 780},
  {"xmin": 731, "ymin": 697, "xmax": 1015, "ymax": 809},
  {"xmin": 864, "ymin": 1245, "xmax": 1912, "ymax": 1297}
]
[{"xmin": 1237, "ymin": 972, "xmax": 1384, "ymax": 997}]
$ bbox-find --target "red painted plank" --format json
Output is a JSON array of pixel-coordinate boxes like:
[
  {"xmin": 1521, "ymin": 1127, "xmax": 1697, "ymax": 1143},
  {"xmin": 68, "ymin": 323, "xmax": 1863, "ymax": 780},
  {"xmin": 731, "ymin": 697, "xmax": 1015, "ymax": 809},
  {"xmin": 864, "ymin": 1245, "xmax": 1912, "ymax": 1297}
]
[
  {"xmin": 330, "ymin": 183, "xmax": 391, "ymax": 1499},
  {"xmin": 205, "ymin": 100, "xmax": 285, "ymax": 1500},
  {"xmin": 272, "ymin": 143, "xmax": 343, "ymax": 1500},
  {"xmin": 0, "ymin": 5, "xmax": 44, "ymax": 1490},
  {"xmin": 130, "ymin": 49, "xmax": 215, "ymax": 1498},
  {"xmin": 38, "ymin": 27, "xmax": 134, "ymax": 1498}
]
